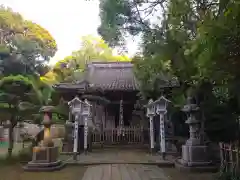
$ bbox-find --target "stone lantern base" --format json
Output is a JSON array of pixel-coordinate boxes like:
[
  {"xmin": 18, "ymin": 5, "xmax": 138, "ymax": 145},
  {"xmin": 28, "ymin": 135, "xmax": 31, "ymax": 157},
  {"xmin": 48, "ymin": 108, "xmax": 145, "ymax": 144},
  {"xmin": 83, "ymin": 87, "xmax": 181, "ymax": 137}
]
[
  {"xmin": 23, "ymin": 147, "xmax": 65, "ymax": 172},
  {"xmin": 175, "ymin": 144, "xmax": 218, "ymax": 172}
]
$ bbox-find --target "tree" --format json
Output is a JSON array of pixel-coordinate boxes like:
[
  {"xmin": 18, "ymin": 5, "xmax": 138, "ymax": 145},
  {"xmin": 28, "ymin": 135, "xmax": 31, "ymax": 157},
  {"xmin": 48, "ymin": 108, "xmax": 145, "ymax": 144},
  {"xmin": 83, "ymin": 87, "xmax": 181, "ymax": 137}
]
[
  {"xmin": 0, "ymin": 6, "xmax": 57, "ymax": 76},
  {"xmin": 99, "ymin": 0, "xmax": 240, "ymax": 142},
  {"xmin": 0, "ymin": 75, "xmax": 68, "ymax": 157},
  {"xmin": 0, "ymin": 75, "xmax": 36, "ymax": 157},
  {"xmin": 43, "ymin": 35, "xmax": 130, "ymax": 83}
]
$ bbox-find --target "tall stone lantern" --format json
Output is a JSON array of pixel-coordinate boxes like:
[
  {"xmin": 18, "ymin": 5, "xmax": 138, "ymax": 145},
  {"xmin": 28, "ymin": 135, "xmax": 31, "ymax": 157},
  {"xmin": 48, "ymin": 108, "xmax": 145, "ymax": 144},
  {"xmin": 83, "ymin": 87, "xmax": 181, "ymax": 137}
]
[
  {"xmin": 154, "ymin": 96, "xmax": 170, "ymax": 159},
  {"xmin": 146, "ymin": 99, "xmax": 156, "ymax": 153},
  {"xmin": 182, "ymin": 96, "xmax": 201, "ymax": 146},
  {"xmin": 175, "ymin": 96, "xmax": 216, "ymax": 172},
  {"xmin": 68, "ymin": 96, "xmax": 83, "ymax": 160}
]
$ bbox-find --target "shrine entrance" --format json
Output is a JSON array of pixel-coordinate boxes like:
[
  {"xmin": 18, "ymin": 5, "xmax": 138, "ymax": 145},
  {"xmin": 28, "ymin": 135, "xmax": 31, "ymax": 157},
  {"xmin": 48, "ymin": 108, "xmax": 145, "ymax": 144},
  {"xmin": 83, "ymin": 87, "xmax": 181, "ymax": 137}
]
[
  {"xmin": 91, "ymin": 127, "xmax": 148, "ymax": 147},
  {"xmin": 91, "ymin": 98, "xmax": 149, "ymax": 147}
]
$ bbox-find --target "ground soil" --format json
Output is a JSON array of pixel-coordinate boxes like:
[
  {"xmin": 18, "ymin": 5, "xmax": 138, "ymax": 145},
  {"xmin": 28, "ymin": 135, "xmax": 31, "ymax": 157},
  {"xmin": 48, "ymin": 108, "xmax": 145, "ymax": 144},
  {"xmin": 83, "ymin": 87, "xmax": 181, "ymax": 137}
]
[
  {"xmin": 0, "ymin": 164, "xmax": 87, "ymax": 180},
  {"xmin": 163, "ymin": 167, "xmax": 217, "ymax": 180}
]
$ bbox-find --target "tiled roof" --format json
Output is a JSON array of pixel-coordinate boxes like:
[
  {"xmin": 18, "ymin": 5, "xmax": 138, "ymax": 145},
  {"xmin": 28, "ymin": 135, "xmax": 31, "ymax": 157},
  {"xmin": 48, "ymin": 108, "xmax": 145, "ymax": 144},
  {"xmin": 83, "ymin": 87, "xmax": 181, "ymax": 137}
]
[
  {"xmin": 86, "ymin": 62, "xmax": 139, "ymax": 91},
  {"xmin": 53, "ymin": 81, "xmax": 88, "ymax": 91},
  {"xmin": 53, "ymin": 61, "xmax": 179, "ymax": 92}
]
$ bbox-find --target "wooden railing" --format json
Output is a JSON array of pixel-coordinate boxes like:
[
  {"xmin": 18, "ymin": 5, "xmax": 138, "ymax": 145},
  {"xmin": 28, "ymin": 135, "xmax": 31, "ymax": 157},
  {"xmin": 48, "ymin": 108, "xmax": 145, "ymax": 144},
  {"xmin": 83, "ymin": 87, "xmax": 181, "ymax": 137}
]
[
  {"xmin": 219, "ymin": 142, "xmax": 240, "ymax": 173},
  {"xmin": 92, "ymin": 127, "xmax": 148, "ymax": 145}
]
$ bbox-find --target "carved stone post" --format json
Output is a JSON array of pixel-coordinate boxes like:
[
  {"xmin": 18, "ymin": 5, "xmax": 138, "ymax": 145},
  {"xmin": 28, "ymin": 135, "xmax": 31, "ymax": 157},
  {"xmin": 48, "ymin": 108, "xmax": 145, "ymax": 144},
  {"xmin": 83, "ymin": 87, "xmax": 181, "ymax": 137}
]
[
  {"xmin": 82, "ymin": 99, "xmax": 91, "ymax": 154},
  {"xmin": 73, "ymin": 114, "xmax": 79, "ymax": 160},
  {"xmin": 146, "ymin": 99, "xmax": 155, "ymax": 153}
]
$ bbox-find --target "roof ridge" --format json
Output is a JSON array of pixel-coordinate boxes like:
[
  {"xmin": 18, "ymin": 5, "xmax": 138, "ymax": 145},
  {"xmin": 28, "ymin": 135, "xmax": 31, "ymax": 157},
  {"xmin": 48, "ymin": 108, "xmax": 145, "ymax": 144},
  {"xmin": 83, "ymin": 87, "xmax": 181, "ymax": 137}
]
[
  {"xmin": 89, "ymin": 61, "xmax": 132, "ymax": 64},
  {"xmin": 88, "ymin": 62, "xmax": 133, "ymax": 69}
]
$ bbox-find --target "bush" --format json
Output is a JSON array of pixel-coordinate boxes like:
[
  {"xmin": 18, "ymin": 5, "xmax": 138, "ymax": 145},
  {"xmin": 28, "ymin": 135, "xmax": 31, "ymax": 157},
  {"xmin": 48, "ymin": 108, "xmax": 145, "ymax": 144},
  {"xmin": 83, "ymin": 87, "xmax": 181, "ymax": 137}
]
[
  {"xmin": 217, "ymin": 171, "xmax": 240, "ymax": 180},
  {"xmin": 0, "ymin": 146, "xmax": 32, "ymax": 165},
  {"xmin": 17, "ymin": 146, "xmax": 32, "ymax": 162}
]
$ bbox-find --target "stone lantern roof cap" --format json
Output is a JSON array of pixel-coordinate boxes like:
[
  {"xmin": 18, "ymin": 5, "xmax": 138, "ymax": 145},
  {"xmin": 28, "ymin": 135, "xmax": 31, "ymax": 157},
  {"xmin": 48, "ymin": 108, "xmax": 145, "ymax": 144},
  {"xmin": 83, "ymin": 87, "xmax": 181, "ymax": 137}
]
[
  {"xmin": 39, "ymin": 106, "xmax": 55, "ymax": 113},
  {"xmin": 153, "ymin": 96, "xmax": 171, "ymax": 105},
  {"xmin": 182, "ymin": 97, "xmax": 199, "ymax": 113},
  {"xmin": 145, "ymin": 99, "xmax": 154, "ymax": 108}
]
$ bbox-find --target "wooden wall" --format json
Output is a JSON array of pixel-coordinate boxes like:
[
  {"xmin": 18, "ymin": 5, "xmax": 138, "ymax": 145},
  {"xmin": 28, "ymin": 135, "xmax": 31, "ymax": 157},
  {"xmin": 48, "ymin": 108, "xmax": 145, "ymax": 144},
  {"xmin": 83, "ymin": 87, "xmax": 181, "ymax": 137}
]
[{"xmin": 91, "ymin": 103, "xmax": 145, "ymax": 130}]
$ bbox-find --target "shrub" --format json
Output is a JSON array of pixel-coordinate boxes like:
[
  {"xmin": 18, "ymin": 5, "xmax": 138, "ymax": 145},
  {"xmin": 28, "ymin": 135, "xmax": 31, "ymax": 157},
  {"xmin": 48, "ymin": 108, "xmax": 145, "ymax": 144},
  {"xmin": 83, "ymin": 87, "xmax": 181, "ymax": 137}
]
[
  {"xmin": 0, "ymin": 146, "xmax": 32, "ymax": 165},
  {"xmin": 217, "ymin": 171, "xmax": 240, "ymax": 180}
]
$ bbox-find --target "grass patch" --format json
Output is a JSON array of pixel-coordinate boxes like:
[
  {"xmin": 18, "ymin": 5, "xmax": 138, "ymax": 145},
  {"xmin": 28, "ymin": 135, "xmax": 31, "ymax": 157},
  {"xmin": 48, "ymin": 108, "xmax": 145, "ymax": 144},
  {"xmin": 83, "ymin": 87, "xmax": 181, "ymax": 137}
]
[{"xmin": 0, "ymin": 139, "xmax": 87, "ymax": 180}]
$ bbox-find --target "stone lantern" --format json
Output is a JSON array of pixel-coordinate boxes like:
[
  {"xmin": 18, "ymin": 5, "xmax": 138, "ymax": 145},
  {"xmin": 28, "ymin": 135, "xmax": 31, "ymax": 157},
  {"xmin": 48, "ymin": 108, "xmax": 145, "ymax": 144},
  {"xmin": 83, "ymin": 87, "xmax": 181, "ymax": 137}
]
[
  {"xmin": 182, "ymin": 96, "xmax": 201, "ymax": 146},
  {"xmin": 69, "ymin": 96, "xmax": 82, "ymax": 115},
  {"xmin": 23, "ymin": 106, "xmax": 65, "ymax": 171},
  {"xmin": 155, "ymin": 96, "xmax": 170, "ymax": 115},
  {"xmin": 175, "ymin": 96, "xmax": 217, "ymax": 172},
  {"xmin": 154, "ymin": 96, "xmax": 171, "ymax": 159},
  {"xmin": 68, "ymin": 96, "xmax": 83, "ymax": 160},
  {"xmin": 146, "ymin": 99, "xmax": 155, "ymax": 117}
]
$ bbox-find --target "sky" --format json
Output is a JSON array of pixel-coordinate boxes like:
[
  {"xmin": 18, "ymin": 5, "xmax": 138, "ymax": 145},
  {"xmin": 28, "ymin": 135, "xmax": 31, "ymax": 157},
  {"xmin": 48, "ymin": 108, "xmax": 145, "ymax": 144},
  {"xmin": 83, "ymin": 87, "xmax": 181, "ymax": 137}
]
[{"xmin": 0, "ymin": 0, "xmax": 139, "ymax": 65}]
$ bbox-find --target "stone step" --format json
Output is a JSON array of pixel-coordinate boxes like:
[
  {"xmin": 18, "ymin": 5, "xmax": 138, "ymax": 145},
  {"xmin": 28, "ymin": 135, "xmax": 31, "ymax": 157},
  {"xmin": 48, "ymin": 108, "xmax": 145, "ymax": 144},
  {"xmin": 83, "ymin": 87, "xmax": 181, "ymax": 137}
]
[
  {"xmin": 23, "ymin": 161, "xmax": 65, "ymax": 172},
  {"xmin": 27, "ymin": 160, "xmax": 62, "ymax": 167}
]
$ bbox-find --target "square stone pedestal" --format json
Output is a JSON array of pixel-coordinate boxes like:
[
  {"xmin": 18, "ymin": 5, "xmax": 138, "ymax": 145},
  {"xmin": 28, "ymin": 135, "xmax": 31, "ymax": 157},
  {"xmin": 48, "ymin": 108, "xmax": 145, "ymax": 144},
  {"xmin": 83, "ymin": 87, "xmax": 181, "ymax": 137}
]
[
  {"xmin": 181, "ymin": 145, "xmax": 210, "ymax": 166},
  {"xmin": 62, "ymin": 142, "xmax": 73, "ymax": 153},
  {"xmin": 32, "ymin": 146, "xmax": 58, "ymax": 162},
  {"xmin": 175, "ymin": 144, "xmax": 218, "ymax": 172},
  {"xmin": 23, "ymin": 147, "xmax": 65, "ymax": 172}
]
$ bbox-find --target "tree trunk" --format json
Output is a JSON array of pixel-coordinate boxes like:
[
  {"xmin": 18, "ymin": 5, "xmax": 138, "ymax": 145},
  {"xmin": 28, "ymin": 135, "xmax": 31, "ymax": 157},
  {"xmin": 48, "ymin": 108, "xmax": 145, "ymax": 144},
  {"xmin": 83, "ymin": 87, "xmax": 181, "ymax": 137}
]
[{"xmin": 8, "ymin": 124, "xmax": 13, "ymax": 158}]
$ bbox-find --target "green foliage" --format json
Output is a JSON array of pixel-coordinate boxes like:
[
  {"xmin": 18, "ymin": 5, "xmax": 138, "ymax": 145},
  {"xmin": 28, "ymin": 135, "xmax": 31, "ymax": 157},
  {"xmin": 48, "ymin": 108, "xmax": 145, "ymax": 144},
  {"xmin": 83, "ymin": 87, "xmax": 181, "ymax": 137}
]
[
  {"xmin": 43, "ymin": 35, "xmax": 131, "ymax": 83},
  {"xmin": 0, "ymin": 146, "xmax": 32, "ymax": 165},
  {"xmin": 0, "ymin": 5, "xmax": 57, "ymax": 76},
  {"xmin": 0, "ymin": 75, "xmax": 35, "ymax": 120},
  {"xmin": 0, "ymin": 75, "xmax": 67, "ymax": 156},
  {"xmin": 217, "ymin": 162, "xmax": 240, "ymax": 180},
  {"xmin": 0, "ymin": 7, "xmax": 68, "ymax": 157},
  {"xmin": 99, "ymin": 0, "xmax": 240, "ymax": 142}
]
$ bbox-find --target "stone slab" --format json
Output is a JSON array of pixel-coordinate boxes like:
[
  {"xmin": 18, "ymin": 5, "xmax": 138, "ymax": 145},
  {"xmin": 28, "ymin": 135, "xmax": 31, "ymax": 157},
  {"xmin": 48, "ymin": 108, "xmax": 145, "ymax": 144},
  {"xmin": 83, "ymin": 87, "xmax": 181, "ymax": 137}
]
[
  {"xmin": 23, "ymin": 161, "xmax": 66, "ymax": 172},
  {"xmin": 81, "ymin": 164, "xmax": 170, "ymax": 180},
  {"xmin": 61, "ymin": 149, "xmax": 174, "ymax": 167},
  {"xmin": 174, "ymin": 158, "xmax": 218, "ymax": 173}
]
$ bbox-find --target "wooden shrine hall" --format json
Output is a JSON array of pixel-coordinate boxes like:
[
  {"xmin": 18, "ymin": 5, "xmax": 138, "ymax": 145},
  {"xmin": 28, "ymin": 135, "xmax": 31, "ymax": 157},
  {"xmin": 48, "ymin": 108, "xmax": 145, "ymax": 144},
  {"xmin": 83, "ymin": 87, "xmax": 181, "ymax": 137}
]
[{"xmin": 53, "ymin": 61, "xmax": 177, "ymax": 152}]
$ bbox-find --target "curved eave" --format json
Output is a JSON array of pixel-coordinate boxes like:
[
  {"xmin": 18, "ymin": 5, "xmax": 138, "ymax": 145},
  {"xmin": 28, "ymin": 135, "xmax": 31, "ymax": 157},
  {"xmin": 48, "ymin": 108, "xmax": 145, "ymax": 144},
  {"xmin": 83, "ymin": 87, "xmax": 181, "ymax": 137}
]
[
  {"xmin": 53, "ymin": 82, "xmax": 104, "ymax": 94},
  {"xmin": 81, "ymin": 94, "xmax": 110, "ymax": 105},
  {"xmin": 53, "ymin": 82, "xmax": 87, "ymax": 91}
]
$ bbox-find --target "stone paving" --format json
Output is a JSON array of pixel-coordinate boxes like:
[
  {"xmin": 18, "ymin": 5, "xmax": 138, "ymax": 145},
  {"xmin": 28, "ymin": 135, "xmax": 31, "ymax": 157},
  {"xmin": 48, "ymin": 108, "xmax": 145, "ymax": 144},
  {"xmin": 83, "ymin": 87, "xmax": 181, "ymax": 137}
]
[
  {"xmin": 63, "ymin": 149, "xmax": 174, "ymax": 166},
  {"xmin": 81, "ymin": 164, "xmax": 169, "ymax": 180}
]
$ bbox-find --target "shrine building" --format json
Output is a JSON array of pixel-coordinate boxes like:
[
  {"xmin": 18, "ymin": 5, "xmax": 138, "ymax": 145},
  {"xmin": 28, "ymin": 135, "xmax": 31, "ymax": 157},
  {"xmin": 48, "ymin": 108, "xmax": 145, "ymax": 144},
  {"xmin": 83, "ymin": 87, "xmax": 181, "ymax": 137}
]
[{"xmin": 53, "ymin": 61, "xmax": 177, "ymax": 150}]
